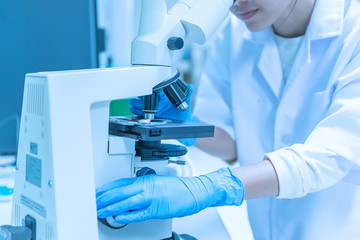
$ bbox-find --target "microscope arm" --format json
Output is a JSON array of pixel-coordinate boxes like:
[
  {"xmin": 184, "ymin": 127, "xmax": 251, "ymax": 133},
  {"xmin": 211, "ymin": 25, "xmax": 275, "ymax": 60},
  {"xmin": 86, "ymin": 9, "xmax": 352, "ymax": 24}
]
[
  {"xmin": 132, "ymin": 0, "xmax": 233, "ymax": 117},
  {"xmin": 131, "ymin": 0, "xmax": 233, "ymax": 66}
]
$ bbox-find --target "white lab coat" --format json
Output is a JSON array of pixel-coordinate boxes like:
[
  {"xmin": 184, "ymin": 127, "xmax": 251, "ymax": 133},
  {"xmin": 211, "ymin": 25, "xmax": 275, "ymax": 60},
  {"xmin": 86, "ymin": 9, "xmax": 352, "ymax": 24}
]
[{"xmin": 194, "ymin": 0, "xmax": 360, "ymax": 239}]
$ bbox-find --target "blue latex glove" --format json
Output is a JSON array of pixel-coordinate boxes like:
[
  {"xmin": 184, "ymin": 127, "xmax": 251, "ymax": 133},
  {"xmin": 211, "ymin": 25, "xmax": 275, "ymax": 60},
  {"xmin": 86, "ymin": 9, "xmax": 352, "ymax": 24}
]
[
  {"xmin": 129, "ymin": 84, "xmax": 198, "ymax": 146},
  {"xmin": 96, "ymin": 168, "xmax": 245, "ymax": 224}
]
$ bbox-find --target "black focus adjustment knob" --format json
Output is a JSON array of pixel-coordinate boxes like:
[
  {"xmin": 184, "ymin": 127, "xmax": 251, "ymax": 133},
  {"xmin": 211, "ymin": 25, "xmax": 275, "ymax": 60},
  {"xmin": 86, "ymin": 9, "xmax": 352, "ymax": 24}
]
[
  {"xmin": 167, "ymin": 37, "xmax": 184, "ymax": 50},
  {"xmin": 153, "ymin": 144, "xmax": 187, "ymax": 157},
  {"xmin": 136, "ymin": 167, "xmax": 157, "ymax": 177}
]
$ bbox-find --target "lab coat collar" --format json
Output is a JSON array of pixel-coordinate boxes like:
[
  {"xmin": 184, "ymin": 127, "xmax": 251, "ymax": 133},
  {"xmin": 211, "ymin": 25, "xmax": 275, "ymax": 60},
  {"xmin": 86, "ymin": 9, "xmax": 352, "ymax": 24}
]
[
  {"xmin": 241, "ymin": 0, "xmax": 345, "ymax": 99},
  {"xmin": 307, "ymin": 0, "xmax": 344, "ymax": 40},
  {"xmin": 233, "ymin": 23, "xmax": 281, "ymax": 98},
  {"xmin": 240, "ymin": 21, "xmax": 283, "ymax": 99},
  {"xmin": 285, "ymin": 0, "xmax": 345, "ymax": 91}
]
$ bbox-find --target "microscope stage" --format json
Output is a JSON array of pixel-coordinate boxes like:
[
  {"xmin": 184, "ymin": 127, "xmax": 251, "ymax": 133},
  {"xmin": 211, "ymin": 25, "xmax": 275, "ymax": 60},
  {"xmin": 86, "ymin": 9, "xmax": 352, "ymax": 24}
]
[{"xmin": 109, "ymin": 117, "xmax": 214, "ymax": 141}]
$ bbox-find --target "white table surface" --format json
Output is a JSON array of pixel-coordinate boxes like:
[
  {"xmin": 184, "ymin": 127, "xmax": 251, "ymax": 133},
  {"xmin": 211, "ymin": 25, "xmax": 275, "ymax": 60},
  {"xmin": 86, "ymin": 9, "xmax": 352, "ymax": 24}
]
[{"xmin": 0, "ymin": 147, "xmax": 254, "ymax": 240}]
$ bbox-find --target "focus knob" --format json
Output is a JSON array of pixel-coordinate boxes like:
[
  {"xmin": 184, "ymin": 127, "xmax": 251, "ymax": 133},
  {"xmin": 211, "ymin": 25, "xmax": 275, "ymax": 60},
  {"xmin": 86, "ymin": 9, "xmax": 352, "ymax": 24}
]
[
  {"xmin": 136, "ymin": 167, "xmax": 156, "ymax": 177},
  {"xmin": 167, "ymin": 37, "xmax": 184, "ymax": 50}
]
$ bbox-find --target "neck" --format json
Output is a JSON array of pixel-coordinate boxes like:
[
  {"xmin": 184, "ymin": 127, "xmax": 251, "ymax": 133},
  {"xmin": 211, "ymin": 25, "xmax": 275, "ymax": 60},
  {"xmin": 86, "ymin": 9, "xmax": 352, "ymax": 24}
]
[{"xmin": 273, "ymin": 0, "xmax": 316, "ymax": 38}]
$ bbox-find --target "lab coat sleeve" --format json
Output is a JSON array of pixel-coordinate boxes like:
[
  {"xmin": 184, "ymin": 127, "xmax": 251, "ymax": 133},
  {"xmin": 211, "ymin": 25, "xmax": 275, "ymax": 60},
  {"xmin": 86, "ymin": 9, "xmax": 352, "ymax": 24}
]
[
  {"xmin": 266, "ymin": 51, "xmax": 360, "ymax": 199},
  {"xmin": 193, "ymin": 27, "xmax": 235, "ymax": 139}
]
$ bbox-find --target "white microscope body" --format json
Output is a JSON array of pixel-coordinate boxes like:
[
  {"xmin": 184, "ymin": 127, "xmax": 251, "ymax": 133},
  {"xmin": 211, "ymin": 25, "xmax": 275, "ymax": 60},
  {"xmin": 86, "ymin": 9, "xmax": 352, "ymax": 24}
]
[{"xmin": 11, "ymin": 0, "xmax": 232, "ymax": 239}]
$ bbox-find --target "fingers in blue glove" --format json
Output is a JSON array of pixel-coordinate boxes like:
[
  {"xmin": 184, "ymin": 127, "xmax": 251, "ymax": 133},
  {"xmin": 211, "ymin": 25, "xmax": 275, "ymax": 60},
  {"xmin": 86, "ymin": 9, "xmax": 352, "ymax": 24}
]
[
  {"xmin": 129, "ymin": 106, "xmax": 144, "ymax": 116},
  {"xmin": 96, "ymin": 168, "xmax": 245, "ymax": 225},
  {"xmin": 129, "ymin": 98, "xmax": 144, "ymax": 116},
  {"xmin": 185, "ymin": 84, "xmax": 194, "ymax": 102},
  {"xmin": 114, "ymin": 208, "xmax": 151, "ymax": 224},
  {"xmin": 96, "ymin": 178, "xmax": 143, "ymax": 212},
  {"xmin": 129, "ymin": 98, "xmax": 143, "ymax": 110},
  {"xmin": 177, "ymin": 138, "xmax": 197, "ymax": 147},
  {"xmin": 96, "ymin": 186, "xmax": 144, "ymax": 211},
  {"xmin": 96, "ymin": 177, "xmax": 138, "ymax": 198},
  {"xmin": 98, "ymin": 193, "xmax": 151, "ymax": 219}
]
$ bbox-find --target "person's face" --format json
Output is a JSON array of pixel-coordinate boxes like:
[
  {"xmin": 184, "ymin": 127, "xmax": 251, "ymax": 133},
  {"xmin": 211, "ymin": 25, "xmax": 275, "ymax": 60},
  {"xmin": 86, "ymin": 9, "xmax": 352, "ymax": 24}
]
[{"xmin": 231, "ymin": 0, "xmax": 295, "ymax": 32}]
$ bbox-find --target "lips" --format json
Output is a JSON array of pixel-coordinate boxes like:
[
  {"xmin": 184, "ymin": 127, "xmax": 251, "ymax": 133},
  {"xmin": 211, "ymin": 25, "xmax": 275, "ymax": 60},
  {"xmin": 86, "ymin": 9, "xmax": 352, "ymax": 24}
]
[{"xmin": 238, "ymin": 9, "xmax": 258, "ymax": 20}]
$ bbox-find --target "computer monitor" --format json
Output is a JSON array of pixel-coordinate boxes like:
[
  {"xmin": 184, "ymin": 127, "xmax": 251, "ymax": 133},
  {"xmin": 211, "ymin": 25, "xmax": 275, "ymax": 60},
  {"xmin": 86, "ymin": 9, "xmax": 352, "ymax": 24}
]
[{"xmin": 0, "ymin": 0, "xmax": 100, "ymax": 156}]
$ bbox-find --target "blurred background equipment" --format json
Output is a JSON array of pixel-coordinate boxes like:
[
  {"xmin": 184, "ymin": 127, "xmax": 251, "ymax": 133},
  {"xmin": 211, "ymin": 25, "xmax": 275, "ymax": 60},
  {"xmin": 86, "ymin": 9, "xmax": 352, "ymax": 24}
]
[{"xmin": 0, "ymin": 0, "xmax": 103, "ymax": 157}]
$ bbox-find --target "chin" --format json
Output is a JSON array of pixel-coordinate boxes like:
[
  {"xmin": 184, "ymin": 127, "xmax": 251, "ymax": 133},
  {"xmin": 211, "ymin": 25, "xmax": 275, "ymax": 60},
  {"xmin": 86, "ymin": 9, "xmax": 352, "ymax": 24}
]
[{"xmin": 245, "ymin": 22, "xmax": 268, "ymax": 32}]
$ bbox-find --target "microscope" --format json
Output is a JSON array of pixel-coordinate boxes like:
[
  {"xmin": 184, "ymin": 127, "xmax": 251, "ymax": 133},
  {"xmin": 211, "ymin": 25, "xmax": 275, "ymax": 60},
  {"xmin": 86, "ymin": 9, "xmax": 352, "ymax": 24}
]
[{"xmin": 9, "ymin": 0, "xmax": 233, "ymax": 239}]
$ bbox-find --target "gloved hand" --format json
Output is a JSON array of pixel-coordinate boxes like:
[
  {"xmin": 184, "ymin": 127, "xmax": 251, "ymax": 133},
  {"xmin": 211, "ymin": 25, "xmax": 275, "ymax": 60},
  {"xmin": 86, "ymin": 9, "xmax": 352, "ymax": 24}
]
[
  {"xmin": 129, "ymin": 84, "xmax": 199, "ymax": 146},
  {"xmin": 96, "ymin": 168, "xmax": 245, "ymax": 224}
]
